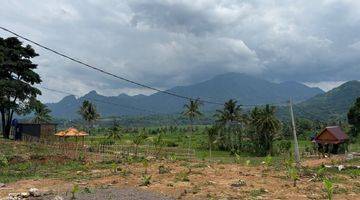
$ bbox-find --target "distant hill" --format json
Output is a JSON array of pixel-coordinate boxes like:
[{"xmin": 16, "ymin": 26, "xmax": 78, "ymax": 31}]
[
  {"xmin": 292, "ymin": 81, "xmax": 360, "ymax": 121},
  {"xmin": 47, "ymin": 73, "xmax": 324, "ymax": 119}
]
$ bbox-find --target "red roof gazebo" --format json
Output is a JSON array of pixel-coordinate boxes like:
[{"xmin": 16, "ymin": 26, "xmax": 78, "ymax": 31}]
[{"xmin": 315, "ymin": 126, "xmax": 349, "ymax": 144}]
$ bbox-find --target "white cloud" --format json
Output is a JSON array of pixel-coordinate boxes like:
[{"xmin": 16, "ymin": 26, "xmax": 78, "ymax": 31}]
[{"xmin": 303, "ymin": 81, "xmax": 346, "ymax": 92}]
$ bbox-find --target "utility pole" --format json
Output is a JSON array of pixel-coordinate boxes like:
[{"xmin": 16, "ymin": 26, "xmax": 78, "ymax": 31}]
[{"xmin": 289, "ymin": 98, "xmax": 301, "ymax": 168}]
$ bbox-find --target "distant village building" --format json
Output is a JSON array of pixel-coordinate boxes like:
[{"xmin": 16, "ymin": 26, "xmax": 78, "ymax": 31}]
[
  {"xmin": 314, "ymin": 126, "xmax": 349, "ymax": 155},
  {"xmin": 13, "ymin": 123, "xmax": 57, "ymax": 141}
]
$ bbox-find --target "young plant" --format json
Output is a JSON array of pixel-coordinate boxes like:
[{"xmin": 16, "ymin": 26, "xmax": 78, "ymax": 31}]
[
  {"xmin": 153, "ymin": 133, "xmax": 165, "ymax": 157},
  {"xmin": 0, "ymin": 154, "xmax": 8, "ymax": 167},
  {"xmin": 140, "ymin": 174, "xmax": 151, "ymax": 186},
  {"xmin": 323, "ymin": 179, "xmax": 334, "ymax": 200},
  {"xmin": 263, "ymin": 155, "xmax": 273, "ymax": 169},
  {"xmin": 234, "ymin": 153, "xmax": 242, "ymax": 164},
  {"xmin": 288, "ymin": 167, "xmax": 299, "ymax": 187},
  {"xmin": 317, "ymin": 166, "xmax": 327, "ymax": 180},
  {"xmin": 142, "ymin": 159, "xmax": 149, "ymax": 174},
  {"xmin": 71, "ymin": 185, "xmax": 79, "ymax": 200},
  {"xmin": 133, "ymin": 132, "xmax": 148, "ymax": 156}
]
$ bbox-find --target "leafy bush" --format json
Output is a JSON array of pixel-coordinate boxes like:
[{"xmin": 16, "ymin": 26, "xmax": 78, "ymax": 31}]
[{"xmin": 274, "ymin": 140, "xmax": 291, "ymax": 155}]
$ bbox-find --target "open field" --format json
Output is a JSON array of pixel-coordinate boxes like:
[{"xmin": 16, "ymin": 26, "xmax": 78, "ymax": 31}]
[{"xmin": 1, "ymin": 138, "xmax": 360, "ymax": 200}]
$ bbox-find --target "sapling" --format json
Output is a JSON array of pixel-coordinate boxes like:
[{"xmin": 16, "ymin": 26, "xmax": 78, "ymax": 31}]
[
  {"xmin": 71, "ymin": 185, "xmax": 79, "ymax": 200},
  {"xmin": 323, "ymin": 179, "xmax": 334, "ymax": 200},
  {"xmin": 288, "ymin": 167, "xmax": 299, "ymax": 187},
  {"xmin": 140, "ymin": 174, "xmax": 151, "ymax": 186}
]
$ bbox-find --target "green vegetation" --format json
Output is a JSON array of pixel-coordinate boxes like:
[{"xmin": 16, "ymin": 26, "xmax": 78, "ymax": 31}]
[
  {"xmin": 348, "ymin": 97, "xmax": 360, "ymax": 139},
  {"xmin": 0, "ymin": 37, "xmax": 42, "ymax": 138},
  {"xmin": 78, "ymin": 100, "xmax": 100, "ymax": 134},
  {"xmin": 32, "ymin": 100, "xmax": 52, "ymax": 123},
  {"xmin": 323, "ymin": 179, "xmax": 334, "ymax": 200}
]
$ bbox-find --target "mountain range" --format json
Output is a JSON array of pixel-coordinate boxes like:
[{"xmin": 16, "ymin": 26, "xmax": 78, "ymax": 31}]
[
  {"xmin": 293, "ymin": 80, "xmax": 360, "ymax": 121},
  {"xmin": 47, "ymin": 73, "xmax": 325, "ymax": 119}
]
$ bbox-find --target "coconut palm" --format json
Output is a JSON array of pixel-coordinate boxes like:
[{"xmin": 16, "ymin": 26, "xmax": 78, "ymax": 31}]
[
  {"xmin": 32, "ymin": 100, "xmax": 52, "ymax": 123},
  {"xmin": 215, "ymin": 99, "xmax": 244, "ymax": 152},
  {"xmin": 251, "ymin": 105, "xmax": 281, "ymax": 155},
  {"xmin": 182, "ymin": 99, "xmax": 203, "ymax": 156},
  {"xmin": 78, "ymin": 100, "xmax": 100, "ymax": 134}
]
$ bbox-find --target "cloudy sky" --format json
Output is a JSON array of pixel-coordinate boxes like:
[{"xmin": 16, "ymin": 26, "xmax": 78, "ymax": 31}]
[{"xmin": 1, "ymin": 0, "xmax": 360, "ymax": 102}]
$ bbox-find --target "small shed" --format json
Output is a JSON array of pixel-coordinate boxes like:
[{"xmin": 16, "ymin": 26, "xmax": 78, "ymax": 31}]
[
  {"xmin": 17, "ymin": 123, "xmax": 57, "ymax": 140},
  {"xmin": 315, "ymin": 126, "xmax": 349, "ymax": 144}
]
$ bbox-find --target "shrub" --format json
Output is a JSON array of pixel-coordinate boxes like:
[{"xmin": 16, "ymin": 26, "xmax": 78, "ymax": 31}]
[{"xmin": 274, "ymin": 140, "xmax": 291, "ymax": 155}]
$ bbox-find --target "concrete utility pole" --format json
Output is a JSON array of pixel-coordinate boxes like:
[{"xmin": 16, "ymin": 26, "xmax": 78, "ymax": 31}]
[{"xmin": 289, "ymin": 98, "xmax": 301, "ymax": 168}]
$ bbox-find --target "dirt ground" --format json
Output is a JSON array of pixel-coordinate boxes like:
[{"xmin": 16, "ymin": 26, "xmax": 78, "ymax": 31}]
[{"xmin": 1, "ymin": 156, "xmax": 359, "ymax": 200}]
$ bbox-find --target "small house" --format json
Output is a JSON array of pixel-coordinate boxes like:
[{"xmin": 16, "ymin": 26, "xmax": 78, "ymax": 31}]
[
  {"xmin": 15, "ymin": 123, "xmax": 57, "ymax": 141},
  {"xmin": 314, "ymin": 126, "xmax": 349, "ymax": 154}
]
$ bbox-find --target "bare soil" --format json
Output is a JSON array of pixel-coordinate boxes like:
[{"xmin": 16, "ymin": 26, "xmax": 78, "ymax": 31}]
[{"xmin": 1, "ymin": 156, "xmax": 359, "ymax": 200}]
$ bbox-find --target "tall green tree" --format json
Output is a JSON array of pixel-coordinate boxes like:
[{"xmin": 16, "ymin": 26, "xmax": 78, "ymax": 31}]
[
  {"xmin": 348, "ymin": 97, "xmax": 360, "ymax": 138},
  {"xmin": 215, "ymin": 99, "xmax": 244, "ymax": 152},
  {"xmin": 78, "ymin": 100, "xmax": 100, "ymax": 133},
  {"xmin": 32, "ymin": 100, "xmax": 52, "ymax": 123},
  {"xmin": 0, "ymin": 37, "xmax": 42, "ymax": 138},
  {"xmin": 182, "ymin": 99, "xmax": 203, "ymax": 155},
  {"xmin": 251, "ymin": 105, "xmax": 281, "ymax": 155}
]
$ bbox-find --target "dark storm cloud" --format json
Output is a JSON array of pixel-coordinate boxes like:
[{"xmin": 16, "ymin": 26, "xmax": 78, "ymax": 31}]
[{"xmin": 0, "ymin": 0, "xmax": 359, "ymax": 102}]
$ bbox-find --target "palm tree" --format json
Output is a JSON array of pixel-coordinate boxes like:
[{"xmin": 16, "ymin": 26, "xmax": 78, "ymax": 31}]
[
  {"xmin": 78, "ymin": 100, "xmax": 100, "ymax": 134},
  {"xmin": 107, "ymin": 120, "xmax": 122, "ymax": 140},
  {"xmin": 251, "ymin": 105, "xmax": 281, "ymax": 155},
  {"xmin": 215, "ymin": 99, "xmax": 244, "ymax": 152},
  {"xmin": 182, "ymin": 99, "xmax": 203, "ymax": 156},
  {"xmin": 32, "ymin": 100, "xmax": 52, "ymax": 123}
]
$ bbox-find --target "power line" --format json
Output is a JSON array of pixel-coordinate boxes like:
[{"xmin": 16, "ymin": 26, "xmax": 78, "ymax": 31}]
[
  {"xmin": 39, "ymin": 86, "xmax": 162, "ymax": 115},
  {"xmin": 0, "ymin": 26, "xmax": 292, "ymax": 109},
  {"xmin": 0, "ymin": 26, "xmax": 223, "ymax": 106}
]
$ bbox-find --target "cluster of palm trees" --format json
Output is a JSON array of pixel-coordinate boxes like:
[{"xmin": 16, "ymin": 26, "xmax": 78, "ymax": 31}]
[{"xmin": 182, "ymin": 98, "xmax": 281, "ymax": 156}]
